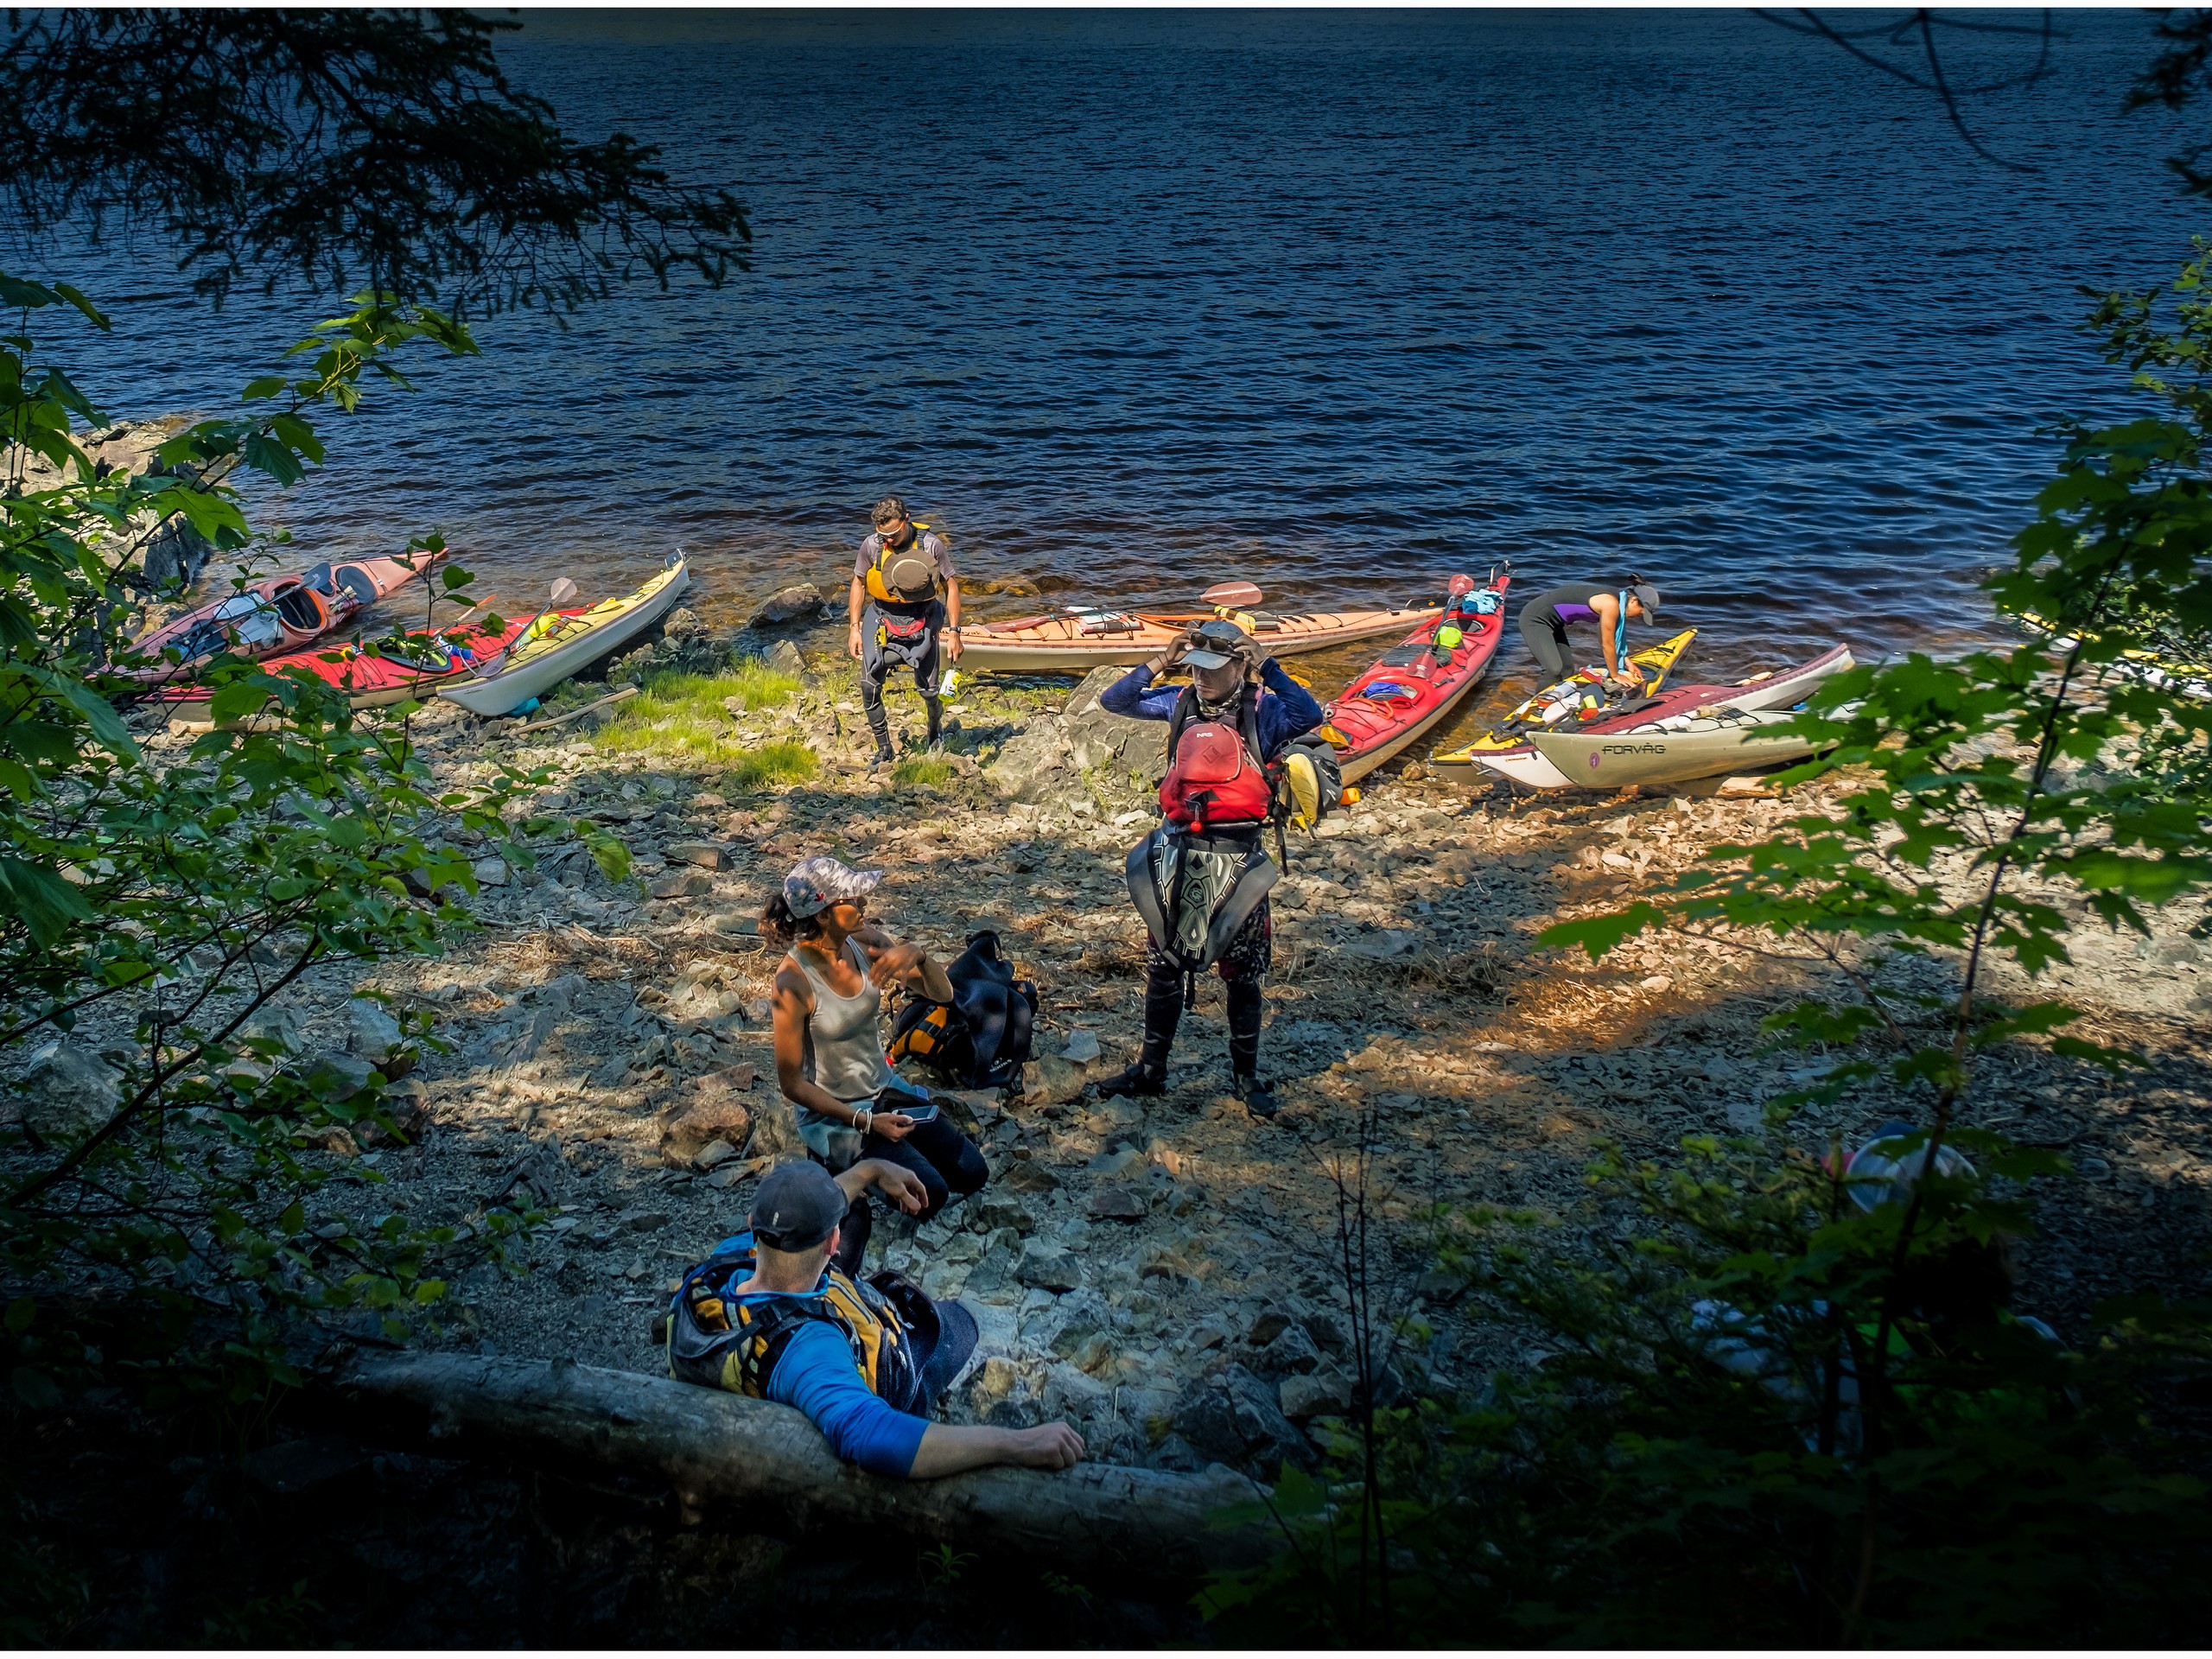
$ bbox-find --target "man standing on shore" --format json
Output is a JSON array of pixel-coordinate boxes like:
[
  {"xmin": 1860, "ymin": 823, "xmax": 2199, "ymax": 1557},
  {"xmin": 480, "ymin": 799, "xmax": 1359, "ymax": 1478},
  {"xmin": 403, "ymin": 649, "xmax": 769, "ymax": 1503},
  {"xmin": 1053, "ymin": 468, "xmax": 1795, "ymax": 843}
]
[{"xmin": 849, "ymin": 497, "xmax": 961, "ymax": 770}]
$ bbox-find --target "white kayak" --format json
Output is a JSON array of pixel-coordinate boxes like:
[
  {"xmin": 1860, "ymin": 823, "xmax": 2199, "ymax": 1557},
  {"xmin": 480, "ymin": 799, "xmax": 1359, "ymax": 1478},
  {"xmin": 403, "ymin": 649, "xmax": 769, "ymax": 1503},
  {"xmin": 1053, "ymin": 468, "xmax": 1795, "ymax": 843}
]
[
  {"xmin": 1469, "ymin": 642, "xmax": 1855, "ymax": 789},
  {"xmin": 438, "ymin": 557, "xmax": 691, "ymax": 717},
  {"xmin": 1530, "ymin": 707, "xmax": 1834, "ymax": 789}
]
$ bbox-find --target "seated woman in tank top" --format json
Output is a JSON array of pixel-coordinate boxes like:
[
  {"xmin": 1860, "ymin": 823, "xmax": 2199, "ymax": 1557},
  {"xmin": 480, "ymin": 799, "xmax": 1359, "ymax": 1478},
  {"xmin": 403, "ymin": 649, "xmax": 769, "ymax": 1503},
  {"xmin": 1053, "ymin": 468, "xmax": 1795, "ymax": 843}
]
[{"xmin": 761, "ymin": 856, "xmax": 989, "ymax": 1256}]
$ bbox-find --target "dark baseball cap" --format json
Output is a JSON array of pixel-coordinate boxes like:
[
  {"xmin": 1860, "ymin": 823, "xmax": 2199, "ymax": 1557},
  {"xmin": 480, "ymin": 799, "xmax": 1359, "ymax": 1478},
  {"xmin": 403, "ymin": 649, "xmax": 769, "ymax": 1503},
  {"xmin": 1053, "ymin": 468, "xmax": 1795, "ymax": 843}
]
[
  {"xmin": 749, "ymin": 1160, "xmax": 846, "ymax": 1250},
  {"xmin": 1184, "ymin": 617, "xmax": 1249, "ymax": 671}
]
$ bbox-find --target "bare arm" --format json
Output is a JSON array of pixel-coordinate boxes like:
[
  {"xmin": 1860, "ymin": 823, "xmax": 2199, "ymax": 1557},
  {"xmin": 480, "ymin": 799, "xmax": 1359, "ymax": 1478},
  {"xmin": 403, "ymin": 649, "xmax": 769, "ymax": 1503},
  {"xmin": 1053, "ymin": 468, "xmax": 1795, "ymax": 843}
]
[
  {"xmin": 848, "ymin": 575, "xmax": 868, "ymax": 659},
  {"xmin": 854, "ymin": 925, "xmax": 954, "ymax": 1003},
  {"xmin": 836, "ymin": 1158, "xmax": 928, "ymax": 1215},
  {"xmin": 943, "ymin": 575, "xmax": 962, "ymax": 662},
  {"xmin": 771, "ymin": 962, "xmax": 868, "ymax": 1126},
  {"xmin": 908, "ymin": 1421, "xmax": 1085, "ymax": 1479},
  {"xmin": 1590, "ymin": 592, "xmax": 1630, "ymax": 682}
]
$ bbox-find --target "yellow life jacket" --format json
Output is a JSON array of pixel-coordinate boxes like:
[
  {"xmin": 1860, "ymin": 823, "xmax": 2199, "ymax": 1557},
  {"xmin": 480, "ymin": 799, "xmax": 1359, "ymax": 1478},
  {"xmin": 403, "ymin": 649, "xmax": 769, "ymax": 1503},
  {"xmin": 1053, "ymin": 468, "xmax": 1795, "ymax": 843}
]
[
  {"xmin": 865, "ymin": 522, "xmax": 945, "ymax": 607},
  {"xmin": 667, "ymin": 1237, "xmax": 922, "ymax": 1408}
]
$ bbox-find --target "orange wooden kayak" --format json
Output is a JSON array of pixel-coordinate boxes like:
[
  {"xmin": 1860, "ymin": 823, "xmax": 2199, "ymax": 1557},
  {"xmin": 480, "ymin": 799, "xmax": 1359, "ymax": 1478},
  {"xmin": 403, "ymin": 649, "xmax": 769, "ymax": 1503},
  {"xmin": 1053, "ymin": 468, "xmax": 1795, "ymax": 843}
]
[
  {"xmin": 122, "ymin": 550, "xmax": 447, "ymax": 688},
  {"xmin": 961, "ymin": 601, "xmax": 1442, "ymax": 672}
]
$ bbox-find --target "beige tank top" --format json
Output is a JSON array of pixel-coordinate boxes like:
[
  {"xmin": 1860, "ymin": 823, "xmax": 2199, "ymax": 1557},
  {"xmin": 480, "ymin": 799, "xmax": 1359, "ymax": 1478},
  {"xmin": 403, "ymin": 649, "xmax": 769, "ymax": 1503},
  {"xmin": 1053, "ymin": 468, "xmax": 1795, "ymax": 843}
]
[{"xmin": 791, "ymin": 937, "xmax": 894, "ymax": 1106}]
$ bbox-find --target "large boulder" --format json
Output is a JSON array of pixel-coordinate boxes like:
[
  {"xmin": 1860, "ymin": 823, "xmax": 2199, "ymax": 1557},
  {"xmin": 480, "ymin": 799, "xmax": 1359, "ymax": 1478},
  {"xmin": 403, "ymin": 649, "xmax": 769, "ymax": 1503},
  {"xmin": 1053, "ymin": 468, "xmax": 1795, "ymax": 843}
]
[
  {"xmin": 1060, "ymin": 664, "xmax": 1162, "ymax": 777},
  {"xmin": 1172, "ymin": 1363, "xmax": 1316, "ymax": 1475},
  {"xmin": 17, "ymin": 1041, "xmax": 121, "ymax": 1144},
  {"xmin": 749, "ymin": 583, "xmax": 828, "ymax": 627}
]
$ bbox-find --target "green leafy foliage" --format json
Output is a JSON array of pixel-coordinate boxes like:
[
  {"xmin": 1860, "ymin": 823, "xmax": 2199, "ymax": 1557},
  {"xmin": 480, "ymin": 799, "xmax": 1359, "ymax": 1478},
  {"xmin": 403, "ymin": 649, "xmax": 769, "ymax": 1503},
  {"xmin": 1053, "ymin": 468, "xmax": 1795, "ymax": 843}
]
[
  {"xmin": 1205, "ymin": 1135, "xmax": 2212, "ymax": 1647},
  {"xmin": 1206, "ymin": 246, "xmax": 2212, "ymax": 1647},
  {"xmin": 0, "ymin": 278, "xmax": 572, "ymax": 1418}
]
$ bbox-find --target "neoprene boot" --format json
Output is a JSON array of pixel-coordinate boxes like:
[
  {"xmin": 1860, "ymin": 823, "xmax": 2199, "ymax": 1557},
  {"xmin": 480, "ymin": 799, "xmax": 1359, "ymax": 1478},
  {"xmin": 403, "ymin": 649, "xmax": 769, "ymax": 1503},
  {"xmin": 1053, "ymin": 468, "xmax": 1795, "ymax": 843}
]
[
  {"xmin": 1227, "ymin": 975, "xmax": 1276, "ymax": 1117},
  {"xmin": 922, "ymin": 692, "xmax": 944, "ymax": 747},
  {"xmin": 1095, "ymin": 961, "xmax": 1182, "ymax": 1096},
  {"xmin": 862, "ymin": 683, "xmax": 895, "ymax": 765}
]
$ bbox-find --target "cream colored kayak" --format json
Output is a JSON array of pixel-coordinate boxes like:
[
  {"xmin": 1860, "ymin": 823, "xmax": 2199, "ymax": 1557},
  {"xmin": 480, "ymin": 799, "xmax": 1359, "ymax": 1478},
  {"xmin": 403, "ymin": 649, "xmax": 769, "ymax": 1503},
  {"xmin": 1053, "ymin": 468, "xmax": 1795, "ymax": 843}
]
[
  {"xmin": 1530, "ymin": 708, "xmax": 1831, "ymax": 789},
  {"xmin": 1446, "ymin": 641, "xmax": 1855, "ymax": 790},
  {"xmin": 960, "ymin": 601, "xmax": 1441, "ymax": 672},
  {"xmin": 439, "ymin": 558, "xmax": 691, "ymax": 716}
]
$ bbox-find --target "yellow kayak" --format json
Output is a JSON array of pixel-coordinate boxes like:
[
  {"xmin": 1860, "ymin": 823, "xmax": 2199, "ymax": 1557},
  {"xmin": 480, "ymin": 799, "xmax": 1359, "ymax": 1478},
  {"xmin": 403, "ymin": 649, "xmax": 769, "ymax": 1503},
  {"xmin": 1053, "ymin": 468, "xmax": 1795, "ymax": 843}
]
[{"xmin": 1433, "ymin": 628, "xmax": 1697, "ymax": 783}]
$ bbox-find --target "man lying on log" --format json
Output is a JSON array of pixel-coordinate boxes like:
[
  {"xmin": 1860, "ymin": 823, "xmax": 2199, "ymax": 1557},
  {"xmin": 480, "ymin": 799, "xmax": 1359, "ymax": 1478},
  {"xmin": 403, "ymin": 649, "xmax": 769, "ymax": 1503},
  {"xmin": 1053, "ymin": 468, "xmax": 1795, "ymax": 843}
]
[{"xmin": 668, "ymin": 1159, "xmax": 1085, "ymax": 1478}]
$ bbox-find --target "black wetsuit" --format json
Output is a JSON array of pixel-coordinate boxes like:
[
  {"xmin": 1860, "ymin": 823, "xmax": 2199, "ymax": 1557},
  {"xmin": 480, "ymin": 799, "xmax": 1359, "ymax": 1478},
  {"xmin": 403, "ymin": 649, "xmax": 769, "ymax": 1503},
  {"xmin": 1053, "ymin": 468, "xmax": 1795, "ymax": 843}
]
[{"xmin": 1519, "ymin": 582, "xmax": 1617, "ymax": 678}]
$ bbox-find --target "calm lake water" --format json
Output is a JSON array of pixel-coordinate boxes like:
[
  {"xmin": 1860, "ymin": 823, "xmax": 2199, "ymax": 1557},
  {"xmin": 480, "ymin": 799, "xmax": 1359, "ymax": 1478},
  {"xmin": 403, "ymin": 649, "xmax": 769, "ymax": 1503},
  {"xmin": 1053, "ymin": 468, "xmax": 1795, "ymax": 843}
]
[{"xmin": 44, "ymin": 8, "xmax": 2212, "ymax": 705}]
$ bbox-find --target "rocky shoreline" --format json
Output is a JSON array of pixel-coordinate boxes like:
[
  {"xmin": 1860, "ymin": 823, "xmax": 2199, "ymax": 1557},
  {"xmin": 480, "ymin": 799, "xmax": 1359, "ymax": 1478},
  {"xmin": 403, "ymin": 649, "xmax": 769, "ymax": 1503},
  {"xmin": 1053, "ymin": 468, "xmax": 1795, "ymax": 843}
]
[{"xmin": 87, "ymin": 600, "xmax": 2212, "ymax": 1481}]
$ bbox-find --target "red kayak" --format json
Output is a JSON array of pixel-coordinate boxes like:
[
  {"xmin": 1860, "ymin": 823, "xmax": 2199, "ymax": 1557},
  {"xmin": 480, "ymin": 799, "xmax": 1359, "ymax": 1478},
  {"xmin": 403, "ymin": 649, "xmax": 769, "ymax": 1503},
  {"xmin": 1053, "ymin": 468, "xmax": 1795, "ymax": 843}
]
[
  {"xmin": 122, "ymin": 550, "xmax": 448, "ymax": 688},
  {"xmin": 1320, "ymin": 569, "xmax": 1511, "ymax": 784},
  {"xmin": 154, "ymin": 613, "xmax": 536, "ymax": 722}
]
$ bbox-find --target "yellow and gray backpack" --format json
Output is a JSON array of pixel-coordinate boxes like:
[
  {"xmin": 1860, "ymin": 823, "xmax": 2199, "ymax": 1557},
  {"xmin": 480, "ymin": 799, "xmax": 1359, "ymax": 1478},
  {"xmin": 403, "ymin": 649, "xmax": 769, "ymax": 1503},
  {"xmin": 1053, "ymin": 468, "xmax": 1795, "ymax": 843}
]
[
  {"xmin": 666, "ymin": 1231, "xmax": 929, "ymax": 1413},
  {"xmin": 864, "ymin": 522, "xmax": 944, "ymax": 607}
]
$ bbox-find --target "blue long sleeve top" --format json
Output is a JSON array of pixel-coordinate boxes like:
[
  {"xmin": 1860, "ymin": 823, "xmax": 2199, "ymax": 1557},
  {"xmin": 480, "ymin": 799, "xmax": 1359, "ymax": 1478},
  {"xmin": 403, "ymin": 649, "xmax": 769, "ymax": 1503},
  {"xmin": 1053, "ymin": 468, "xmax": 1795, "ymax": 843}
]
[
  {"xmin": 734, "ymin": 1280, "xmax": 930, "ymax": 1478},
  {"xmin": 1099, "ymin": 658, "xmax": 1325, "ymax": 759}
]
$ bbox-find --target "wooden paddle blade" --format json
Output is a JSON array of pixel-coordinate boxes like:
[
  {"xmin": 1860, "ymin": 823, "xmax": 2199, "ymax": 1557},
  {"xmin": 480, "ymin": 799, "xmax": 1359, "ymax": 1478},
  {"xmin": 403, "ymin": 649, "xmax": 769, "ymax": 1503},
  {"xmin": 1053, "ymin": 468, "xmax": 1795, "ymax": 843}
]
[
  {"xmin": 1201, "ymin": 581, "xmax": 1263, "ymax": 609},
  {"xmin": 549, "ymin": 578, "xmax": 580, "ymax": 607}
]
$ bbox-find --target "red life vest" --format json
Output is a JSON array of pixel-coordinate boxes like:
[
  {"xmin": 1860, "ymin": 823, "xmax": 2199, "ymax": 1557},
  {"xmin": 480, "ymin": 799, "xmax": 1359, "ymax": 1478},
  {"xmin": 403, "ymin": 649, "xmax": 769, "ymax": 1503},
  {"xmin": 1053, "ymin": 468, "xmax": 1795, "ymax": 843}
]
[{"xmin": 1160, "ymin": 689, "xmax": 1273, "ymax": 831}]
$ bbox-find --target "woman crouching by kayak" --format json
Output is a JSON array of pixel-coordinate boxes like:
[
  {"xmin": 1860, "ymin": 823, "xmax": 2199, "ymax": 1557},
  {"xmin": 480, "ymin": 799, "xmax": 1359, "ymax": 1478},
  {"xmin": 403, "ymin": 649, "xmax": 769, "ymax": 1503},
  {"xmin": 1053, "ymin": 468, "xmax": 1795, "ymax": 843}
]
[{"xmin": 761, "ymin": 856, "xmax": 988, "ymax": 1269}]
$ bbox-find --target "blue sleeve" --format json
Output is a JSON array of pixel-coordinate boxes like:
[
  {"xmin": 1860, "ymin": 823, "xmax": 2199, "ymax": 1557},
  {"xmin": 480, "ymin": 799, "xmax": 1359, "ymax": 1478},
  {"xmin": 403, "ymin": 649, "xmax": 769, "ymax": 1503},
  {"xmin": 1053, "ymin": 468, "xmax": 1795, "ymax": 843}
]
[
  {"xmin": 1257, "ymin": 660, "xmax": 1325, "ymax": 753},
  {"xmin": 764, "ymin": 1319, "xmax": 930, "ymax": 1478},
  {"xmin": 1100, "ymin": 664, "xmax": 1179, "ymax": 721}
]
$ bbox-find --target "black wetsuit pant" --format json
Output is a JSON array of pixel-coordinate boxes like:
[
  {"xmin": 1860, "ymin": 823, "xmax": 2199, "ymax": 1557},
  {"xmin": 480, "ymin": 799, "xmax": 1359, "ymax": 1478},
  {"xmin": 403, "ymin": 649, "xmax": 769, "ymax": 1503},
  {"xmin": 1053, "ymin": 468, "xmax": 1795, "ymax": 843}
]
[
  {"xmin": 830, "ymin": 1110, "xmax": 988, "ymax": 1275},
  {"xmin": 860, "ymin": 598, "xmax": 944, "ymax": 757},
  {"xmin": 1130, "ymin": 899, "xmax": 1273, "ymax": 1083},
  {"xmin": 1518, "ymin": 595, "xmax": 1580, "ymax": 679}
]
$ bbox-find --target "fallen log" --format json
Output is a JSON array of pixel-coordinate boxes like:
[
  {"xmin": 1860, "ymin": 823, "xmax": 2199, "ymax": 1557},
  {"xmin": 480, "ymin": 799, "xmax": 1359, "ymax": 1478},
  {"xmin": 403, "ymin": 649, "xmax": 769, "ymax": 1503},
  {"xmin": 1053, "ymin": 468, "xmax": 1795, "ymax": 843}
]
[{"xmin": 332, "ymin": 1352, "xmax": 1277, "ymax": 1580}]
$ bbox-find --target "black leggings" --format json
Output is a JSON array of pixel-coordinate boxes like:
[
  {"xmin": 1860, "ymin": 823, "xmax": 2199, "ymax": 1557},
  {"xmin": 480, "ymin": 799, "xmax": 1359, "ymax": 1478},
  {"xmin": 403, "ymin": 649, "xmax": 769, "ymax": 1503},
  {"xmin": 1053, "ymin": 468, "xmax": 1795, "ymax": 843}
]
[
  {"xmin": 1135, "ymin": 898, "xmax": 1272, "ymax": 1080},
  {"xmin": 1518, "ymin": 597, "xmax": 1577, "ymax": 679},
  {"xmin": 829, "ymin": 1111, "xmax": 988, "ymax": 1276},
  {"xmin": 860, "ymin": 599, "xmax": 944, "ymax": 753}
]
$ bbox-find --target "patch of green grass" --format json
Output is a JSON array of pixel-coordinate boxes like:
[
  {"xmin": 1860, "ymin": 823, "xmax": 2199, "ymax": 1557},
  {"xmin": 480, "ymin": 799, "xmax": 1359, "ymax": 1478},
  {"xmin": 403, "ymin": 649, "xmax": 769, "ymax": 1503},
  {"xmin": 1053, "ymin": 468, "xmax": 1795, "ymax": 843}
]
[
  {"xmin": 891, "ymin": 754, "xmax": 956, "ymax": 790},
  {"xmin": 725, "ymin": 741, "xmax": 817, "ymax": 792},
  {"xmin": 590, "ymin": 662, "xmax": 804, "ymax": 769}
]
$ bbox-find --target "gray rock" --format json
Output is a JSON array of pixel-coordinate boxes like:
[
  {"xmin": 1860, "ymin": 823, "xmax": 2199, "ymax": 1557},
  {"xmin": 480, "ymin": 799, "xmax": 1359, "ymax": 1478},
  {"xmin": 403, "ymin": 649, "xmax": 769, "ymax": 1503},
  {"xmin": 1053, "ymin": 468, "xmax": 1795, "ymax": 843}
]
[
  {"xmin": 1061, "ymin": 1028, "xmax": 1102, "ymax": 1065},
  {"xmin": 749, "ymin": 583, "xmax": 827, "ymax": 626},
  {"xmin": 1247, "ymin": 1304, "xmax": 1303, "ymax": 1346},
  {"xmin": 1042, "ymin": 1360, "xmax": 1114, "ymax": 1422},
  {"xmin": 665, "ymin": 842, "xmax": 726, "ymax": 870},
  {"xmin": 17, "ymin": 1040, "xmax": 121, "ymax": 1144},
  {"xmin": 238, "ymin": 1006, "xmax": 303, "ymax": 1058},
  {"xmin": 1087, "ymin": 1186, "xmax": 1147, "ymax": 1223},
  {"xmin": 650, "ymin": 869, "xmax": 714, "ymax": 899},
  {"xmin": 307, "ymin": 1053, "xmax": 376, "ymax": 1102},
  {"xmin": 347, "ymin": 998, "xmax": 404, "ymax": 1063},
  {"xmin": 472, "ymin": 856, "xmax": 511, "ymax": 887},
  {"xmin": 761, "ymin": 639, "xmax": 810, "ymax": 682},
  {"xmin": 1172, "ymin": 1363, "xmax": 1315, "ymax": 1475},
  {"xmin": 1146, "ymin": 1433, "xmax": 1206, "ymax": 1473},
  {"xmin": 976, "ymin": 1193, "xmax": 1036, "ymax": 1236},
  {"xmin": 1087, "ymin": 1145, "xmax": 1144, "ymax": 1179},
  {"xmin": 1061, "ymin": 664, "xmax": 1165, "ymax": 777},
  {"xmin": 1252, "ymin": 1321, "xmax": 1323, "ymax": 1377},
  {"xmin": 1279, "ymin": 1366, "xmax": 1355, "ymax": 1421},
  {"xmin": 1016, "ymin": 1238, "xmax": 1082, "ymax": 1294}
]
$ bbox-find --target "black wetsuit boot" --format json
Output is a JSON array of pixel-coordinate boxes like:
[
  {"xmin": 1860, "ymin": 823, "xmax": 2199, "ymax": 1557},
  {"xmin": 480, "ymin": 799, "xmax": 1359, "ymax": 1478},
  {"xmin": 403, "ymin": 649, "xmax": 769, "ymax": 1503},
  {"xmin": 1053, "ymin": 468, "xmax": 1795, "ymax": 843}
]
[
  {"xmin": 1225, "ymin": 973, "xmax": 1275, "ymax": 1116},
  {"xmin": 923, "ymin": 692, "xmax": 944, "ymax": 748},
  {"xmin": 861, "ymin": 681, "xmax": 895, "ymax": 765},
  {"xmin": 1096, "ymin": 957, "xmax": 1183, "ymax": 1096}
]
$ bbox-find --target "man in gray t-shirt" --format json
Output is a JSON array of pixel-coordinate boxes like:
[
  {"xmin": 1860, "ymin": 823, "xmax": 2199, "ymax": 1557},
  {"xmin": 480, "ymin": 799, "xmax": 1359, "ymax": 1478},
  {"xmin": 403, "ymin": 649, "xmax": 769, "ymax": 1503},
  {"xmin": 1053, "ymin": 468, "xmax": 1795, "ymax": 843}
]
[{"xmin": 849, "ymin": 496, "xmax": 962, "ymax": 767}]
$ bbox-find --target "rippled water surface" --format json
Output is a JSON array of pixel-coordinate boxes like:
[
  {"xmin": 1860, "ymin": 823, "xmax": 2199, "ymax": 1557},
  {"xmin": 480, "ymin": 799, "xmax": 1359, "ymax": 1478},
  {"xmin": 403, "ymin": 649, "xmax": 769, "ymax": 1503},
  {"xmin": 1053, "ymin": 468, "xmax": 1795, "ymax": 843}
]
[{"xmin": 48, "ymin": 8, "xmax": 2212, "ymax": 701}]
